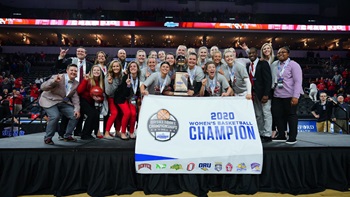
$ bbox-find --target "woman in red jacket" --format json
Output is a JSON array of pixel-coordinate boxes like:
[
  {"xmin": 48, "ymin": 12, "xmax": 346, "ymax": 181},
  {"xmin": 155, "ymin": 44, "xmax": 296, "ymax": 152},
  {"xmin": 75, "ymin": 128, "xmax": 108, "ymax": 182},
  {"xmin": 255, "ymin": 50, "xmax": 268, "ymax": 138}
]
[
  {"xmin": 77, "ymin": 65, "xmax": 105, "ymax": 140},
  {"xmin": 114, "ymin": 61, "xmax": 141, "ymax": 140}
]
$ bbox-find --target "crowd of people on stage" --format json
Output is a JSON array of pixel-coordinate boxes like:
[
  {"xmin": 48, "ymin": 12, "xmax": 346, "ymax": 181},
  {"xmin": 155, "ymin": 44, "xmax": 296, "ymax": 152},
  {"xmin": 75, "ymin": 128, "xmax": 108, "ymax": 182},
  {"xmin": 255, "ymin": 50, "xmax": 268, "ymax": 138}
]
[
  {"xmin": 29, "ymin": 43, "xmax": 304, "ymax": 145},
  {"xmin": 2, "ymin": 42, "xmax": 350, "ymax": 144}
]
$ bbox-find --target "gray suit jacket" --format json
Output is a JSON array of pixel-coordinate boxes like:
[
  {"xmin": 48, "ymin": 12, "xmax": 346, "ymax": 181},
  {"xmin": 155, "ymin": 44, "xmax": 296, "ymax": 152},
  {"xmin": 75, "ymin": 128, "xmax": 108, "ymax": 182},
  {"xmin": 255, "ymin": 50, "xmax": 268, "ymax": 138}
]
[{"xmin": 39, "ymin": 74, "xmax": 80, "ymax": 112}]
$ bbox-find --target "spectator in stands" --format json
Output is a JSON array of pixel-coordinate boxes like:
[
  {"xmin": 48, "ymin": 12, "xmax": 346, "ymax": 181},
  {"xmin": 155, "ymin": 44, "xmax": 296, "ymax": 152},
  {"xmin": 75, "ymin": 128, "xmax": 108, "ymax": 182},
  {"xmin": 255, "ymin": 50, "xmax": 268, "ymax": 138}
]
[
  {"xmin": 34, "ymin": 78, "xmax": 42, "ymax": 87},
  {"xmin": 39, "ymin": 64, "xmax": 80, "ymax": 145},
  {"xmin": 331, "ymin": 95, "xmax": 350, "ymax": 134},
  {"xmin": 332, "ymin": 71, "xmax": 341, "ymax": 86},
  {"xmin": 14, "ymin": 77, "xmax": 22, "ymax": 90},
  {"xmin": 40, "ymin": 51, "xmax": 46, "ymax": 62},
  {"xmin": 248, "ymin": 47, "xmax": 273, "ymax": 143},
  {"xmin": 19, "ymin": 85, "xmax": 26, "ymax": 98},
  {"xmin": 1, "ymin": 89, "xmax": 9, "ymax": 100},
  {"xmin": 114, "ymin": 61, "xmax": 141, "ymax": 140},
  {"xmin": 271, "ymin": 46, "xmax": 303, "ymax": 144},
  {"xmin": 317, "ymin": 81, "xmax": 326, "ymax": 93},
  {"xmin": 140, "ymin": 61, "xmax": 173, "ymax": 96},
  {"xmin": 197, "ymin": 46, "xmax": 209, "ymax": 70},
  {"xmin": 342, "ymin": 68, "xmax": 348, "ymax": 79},
  {"xmin": 327, "ymin": 80, "xmax": 336, "ymax": 96},
  {"xmin": 309, "ymin": 80, "xmax": 318, "ymax": 102},
  {"xmin": 199, "ymin": 61, "xmax": 232, "ymax": 97},
  {"xmin": 29, "ymin": 84, "xmax": 40, "ymax": 102},
  {"xmin": 104, "ymin": 60, "xmax": 123, "ymax": 139},
  {"xmin": 9, "ymin": 74, "xmax": 15, "ymax": 84},
  {"xmin": 140, "ymin": 57, "xmax": 158, "ymax": 83},
  {"xmin": 77, "ymin": 65, "xmax": 104, "ymax": 140},
  {"xmin": 12, "ymin": 90, "xmax": 23, "ymax": 115},
  {"xmin": 0, "ymin": 99, "xmax": 19, "ymax": 125},
  {"xmin": 344, "ymin": 94, "xmax": 350, "ymax": 103},
  {"xmin": 311, "ymin": 92, "xmax": 334, "ymax": 133},
  {"xmin": 0, "ymin": 76, "xmax": 3, "ymax": 90},
  {"xmin": 24, "ymin": 60, "xmax": 31, "ymax": 74},
  {"xmin": 2, "ymin": 77, "xmax": 13, "ymax": 92},
  {"xmin": 135, "ymin": 50, "xmax": 147, "ymax": 69}
]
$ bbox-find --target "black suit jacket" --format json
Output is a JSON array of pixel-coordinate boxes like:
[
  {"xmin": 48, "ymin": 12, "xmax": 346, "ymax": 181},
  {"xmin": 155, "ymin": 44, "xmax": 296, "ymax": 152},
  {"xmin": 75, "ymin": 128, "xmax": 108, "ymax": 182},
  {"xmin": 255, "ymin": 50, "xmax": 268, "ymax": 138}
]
[
  {"xmin": 114, "ymin": 74, "xmax": 141, "ymax": 104},
  {"xmin": 247, "ymin": 60, "xmax": 272, "ymax": 100},
  {"xmin": 56, "ymin": 57, "xmax": 93, "ymax": 77}
]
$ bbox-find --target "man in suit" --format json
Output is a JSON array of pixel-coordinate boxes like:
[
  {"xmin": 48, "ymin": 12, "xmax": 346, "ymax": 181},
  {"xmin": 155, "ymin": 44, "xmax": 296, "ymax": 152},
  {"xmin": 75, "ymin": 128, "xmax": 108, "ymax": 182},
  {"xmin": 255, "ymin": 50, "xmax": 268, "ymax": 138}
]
[
  {"xmin": 247, "ymin": 47, "xmax": 273, "ymax": 143},
  {"xmin": 39, "ymin": 64, "xmax": 80, "ymax": 145},
  {"xmin": 57, "ymin": 47, "xmax": 93, "ymax": 137}
]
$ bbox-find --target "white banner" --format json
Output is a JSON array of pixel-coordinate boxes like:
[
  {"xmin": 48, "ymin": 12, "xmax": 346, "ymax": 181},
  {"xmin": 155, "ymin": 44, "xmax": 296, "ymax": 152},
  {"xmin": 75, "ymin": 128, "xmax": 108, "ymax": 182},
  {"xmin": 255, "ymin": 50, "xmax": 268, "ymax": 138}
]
[{"xmin": 135, "ymin": 95, "xmax": 263, "ymax": 174}]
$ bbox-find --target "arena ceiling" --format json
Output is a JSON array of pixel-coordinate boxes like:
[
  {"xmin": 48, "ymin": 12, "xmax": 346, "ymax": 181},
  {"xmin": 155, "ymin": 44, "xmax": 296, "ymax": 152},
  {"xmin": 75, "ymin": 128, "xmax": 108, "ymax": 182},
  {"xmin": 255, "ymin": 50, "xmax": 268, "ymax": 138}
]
[{"xmin": 1, "ymin": 26, "xmax": 349, "ymax": 50}]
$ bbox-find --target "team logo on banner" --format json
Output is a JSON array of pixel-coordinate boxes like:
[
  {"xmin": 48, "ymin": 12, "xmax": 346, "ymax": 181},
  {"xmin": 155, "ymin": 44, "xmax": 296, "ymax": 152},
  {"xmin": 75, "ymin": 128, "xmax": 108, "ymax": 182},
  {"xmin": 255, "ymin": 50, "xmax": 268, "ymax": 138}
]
[
  {"xmin": 199, "ymin": 163, "xmax": 211, "ymax": 171},
  {"xmin": 250, "ymin": 163, "xmax": 261, "ymax": 172},
  {"xmin": 187, "ymin": 162, "xmax": 195, "ymax": 171},
  {"xmin": 236, "ymin": 163, "xmax": 247, "ymax": 171},
  {"xmin": 156, "ymin": 164, "xmax": 167, "ymax": 169},
  {"xmin": 147, "ymin": 109, "xmax": 179, "ymax": 141},
  {"xmin": 138, "ymin": 163, "xmax": 152, "ymax": 170},
  {"xmin": 215, "ymin": 162, "xmax": 222, "ymax": 172},
  {"xmin": 226, "ymin": 163, "xmax": 233, "ymax": 172},
  {"xmin": 170, "ymin": 164, "xmax": 183, "ymax": 170}
]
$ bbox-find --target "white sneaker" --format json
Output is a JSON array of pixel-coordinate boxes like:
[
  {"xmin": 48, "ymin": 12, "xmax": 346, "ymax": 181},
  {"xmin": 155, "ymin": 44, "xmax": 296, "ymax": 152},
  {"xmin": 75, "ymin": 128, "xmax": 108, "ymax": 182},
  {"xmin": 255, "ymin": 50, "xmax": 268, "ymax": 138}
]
[{"xmin": 285, "ymin": 139, "xmax": 297, "ymax": 144}]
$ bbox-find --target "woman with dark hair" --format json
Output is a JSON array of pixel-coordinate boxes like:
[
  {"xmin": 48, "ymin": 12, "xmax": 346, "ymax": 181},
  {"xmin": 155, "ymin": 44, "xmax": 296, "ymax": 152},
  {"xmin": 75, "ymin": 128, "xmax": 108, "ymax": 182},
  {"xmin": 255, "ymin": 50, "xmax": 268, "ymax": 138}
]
[
  {"xmin": 165, "ymin": 53, "xmax": 176, "ymax": 79},
  {"xmin": 140, "ymin": 61, "xmax": 173, "ymax": 96},
  {"xmin": 114, "ymin": 61, "xmax": 141, "ymax": 140},
  {"xmin": 104, "ymin": 60, "xmax": 123, "ymax": 139},
  {"xmin": 199, "ymin": 61, "xmax": 233, "ymax": 97},
  {"xmin": 77, "ymin": 65, "xmax": 105, "ymax": 140}
]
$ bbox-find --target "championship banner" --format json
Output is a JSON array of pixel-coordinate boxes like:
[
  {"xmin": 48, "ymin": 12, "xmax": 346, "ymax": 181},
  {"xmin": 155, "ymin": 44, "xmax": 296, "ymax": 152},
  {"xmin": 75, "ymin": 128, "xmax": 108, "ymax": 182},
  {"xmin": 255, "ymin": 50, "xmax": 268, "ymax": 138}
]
[{"xmin": 135, "ymin": 95, "xmax": 263, "ymax": 174}]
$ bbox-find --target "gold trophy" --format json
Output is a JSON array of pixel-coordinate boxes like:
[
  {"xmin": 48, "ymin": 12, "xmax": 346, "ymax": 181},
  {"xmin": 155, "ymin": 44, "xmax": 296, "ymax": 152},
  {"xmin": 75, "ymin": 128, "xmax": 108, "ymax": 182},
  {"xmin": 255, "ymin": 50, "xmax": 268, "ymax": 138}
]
[{"xmin": 173, "ymin": 55, "xmax": 188, "ymax": 96}]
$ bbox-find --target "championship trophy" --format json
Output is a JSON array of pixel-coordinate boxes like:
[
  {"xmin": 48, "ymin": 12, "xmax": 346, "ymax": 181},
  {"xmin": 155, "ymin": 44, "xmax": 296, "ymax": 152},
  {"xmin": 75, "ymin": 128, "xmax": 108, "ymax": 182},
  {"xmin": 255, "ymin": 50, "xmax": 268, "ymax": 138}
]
[{"xmin": 173, "ymin": 55, "xmax": 189, "ymax": 96}]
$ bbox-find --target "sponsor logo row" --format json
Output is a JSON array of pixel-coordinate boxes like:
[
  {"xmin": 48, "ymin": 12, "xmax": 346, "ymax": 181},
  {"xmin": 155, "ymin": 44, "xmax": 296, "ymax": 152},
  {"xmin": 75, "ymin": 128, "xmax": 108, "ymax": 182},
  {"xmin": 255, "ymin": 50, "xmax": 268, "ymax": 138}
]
[{"xmin": 138, "ymin": 162, "xmax": 261, "ymax": 172}]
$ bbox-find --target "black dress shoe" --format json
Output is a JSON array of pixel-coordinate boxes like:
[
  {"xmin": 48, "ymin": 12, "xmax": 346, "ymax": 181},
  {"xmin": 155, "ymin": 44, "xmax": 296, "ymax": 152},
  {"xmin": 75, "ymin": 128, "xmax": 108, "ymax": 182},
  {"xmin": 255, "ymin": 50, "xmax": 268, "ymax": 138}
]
[
  {"xmin": 260, "ymin": 136, "xmax": 272, "ymax": 143},
  {"xmin": 81, "ymin": 135, "xmax": 95, "ymax": 140}
]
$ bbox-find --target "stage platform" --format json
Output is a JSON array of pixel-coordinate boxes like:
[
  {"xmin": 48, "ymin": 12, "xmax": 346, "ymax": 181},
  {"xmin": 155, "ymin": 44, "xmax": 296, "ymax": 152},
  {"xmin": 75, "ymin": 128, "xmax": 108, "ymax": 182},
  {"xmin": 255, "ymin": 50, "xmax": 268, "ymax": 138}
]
[{"xmin": 0, "ymin": 132, "xmax": 350, "ymax": 197}]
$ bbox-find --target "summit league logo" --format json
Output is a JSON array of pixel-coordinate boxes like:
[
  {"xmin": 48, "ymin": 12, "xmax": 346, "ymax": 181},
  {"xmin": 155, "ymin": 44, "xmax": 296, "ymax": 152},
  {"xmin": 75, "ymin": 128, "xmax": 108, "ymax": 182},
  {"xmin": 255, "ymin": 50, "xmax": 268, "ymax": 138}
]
[{"xmin": 148, "ymin": 109, "xmax": 179, "ymax": 141}]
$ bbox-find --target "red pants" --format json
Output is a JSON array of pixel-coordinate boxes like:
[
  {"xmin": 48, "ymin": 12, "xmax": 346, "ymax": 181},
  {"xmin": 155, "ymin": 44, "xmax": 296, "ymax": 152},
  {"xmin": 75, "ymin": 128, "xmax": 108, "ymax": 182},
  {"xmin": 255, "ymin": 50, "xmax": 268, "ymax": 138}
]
[
  {"xmin": 105, "ymin": 97, "xmax": 122, "ymax": 132},
  {"xmin": 118, "ymin": 100, "xmax": 137, "ymax": 133}
]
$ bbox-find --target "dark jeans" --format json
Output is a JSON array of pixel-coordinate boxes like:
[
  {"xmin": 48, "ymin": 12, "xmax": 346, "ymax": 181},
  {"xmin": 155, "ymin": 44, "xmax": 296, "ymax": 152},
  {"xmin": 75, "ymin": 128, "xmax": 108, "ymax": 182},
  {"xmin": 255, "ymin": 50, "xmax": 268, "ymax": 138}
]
[
  {"xmin": 80, "ymin": 99, "xmax": 100, "ymax": 137},
  {"xmin": 271, "ymin": 97, "xmax": 299, "ymax": 141}
]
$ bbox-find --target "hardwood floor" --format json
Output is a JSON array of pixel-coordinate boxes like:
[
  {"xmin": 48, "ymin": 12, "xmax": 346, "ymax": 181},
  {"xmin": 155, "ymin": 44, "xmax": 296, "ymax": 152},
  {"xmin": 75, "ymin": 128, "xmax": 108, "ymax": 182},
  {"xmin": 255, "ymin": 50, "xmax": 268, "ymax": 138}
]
[{"xmin": 19, "ymin": 189, "xmax": 350, "ymax": 197}]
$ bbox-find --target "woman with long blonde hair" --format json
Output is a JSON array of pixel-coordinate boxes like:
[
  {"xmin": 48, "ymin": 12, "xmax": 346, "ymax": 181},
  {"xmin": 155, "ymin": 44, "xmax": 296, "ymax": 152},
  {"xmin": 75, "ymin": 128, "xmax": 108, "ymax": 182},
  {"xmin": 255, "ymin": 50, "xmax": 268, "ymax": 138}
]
[
  {"xmin": 104, "ymin": 60, "xmax": 123, "ymax": 139},
  {"xmin": 77, "ymin": 65, "xmax": 105, "ymax": 140}
]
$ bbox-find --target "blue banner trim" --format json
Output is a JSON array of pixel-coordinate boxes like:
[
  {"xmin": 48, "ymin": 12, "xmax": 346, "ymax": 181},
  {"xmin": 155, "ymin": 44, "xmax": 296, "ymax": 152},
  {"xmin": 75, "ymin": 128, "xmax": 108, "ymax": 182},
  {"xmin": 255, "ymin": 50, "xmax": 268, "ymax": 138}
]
[{"xmin": 135, "ymin": 154, "xmax": 177, "ymax": 162}]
